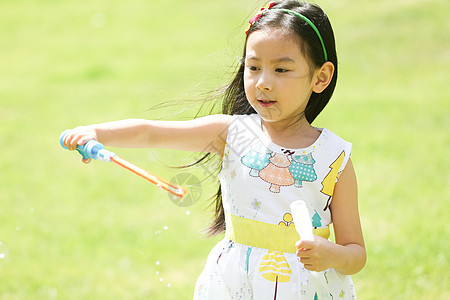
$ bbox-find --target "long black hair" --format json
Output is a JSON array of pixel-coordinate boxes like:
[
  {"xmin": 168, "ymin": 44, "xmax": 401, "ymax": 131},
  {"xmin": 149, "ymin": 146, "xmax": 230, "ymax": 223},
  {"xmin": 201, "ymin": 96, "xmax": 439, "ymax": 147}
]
[{"xmin": 201, "ymin": 0, "xmax": 338, "ymax": 236}]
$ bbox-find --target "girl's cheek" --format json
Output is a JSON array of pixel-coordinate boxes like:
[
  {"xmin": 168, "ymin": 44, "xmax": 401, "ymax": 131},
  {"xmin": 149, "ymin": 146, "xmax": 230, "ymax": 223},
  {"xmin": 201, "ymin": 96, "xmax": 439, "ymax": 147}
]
[
  {"xmin": 243, "ymin": 77, "xmax": 254, "ymax": 92},
  {"xmin": 243, "ymin": 73, "xmax": 251, "ymax": 84}
]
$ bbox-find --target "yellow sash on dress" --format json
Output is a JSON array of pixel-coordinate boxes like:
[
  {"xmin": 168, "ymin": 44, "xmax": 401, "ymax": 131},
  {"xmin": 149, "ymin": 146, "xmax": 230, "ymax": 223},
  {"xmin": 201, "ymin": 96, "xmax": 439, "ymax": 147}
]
[{"xmin": 224, "ymin": 213, "xmax": 330, "ymax": 253}]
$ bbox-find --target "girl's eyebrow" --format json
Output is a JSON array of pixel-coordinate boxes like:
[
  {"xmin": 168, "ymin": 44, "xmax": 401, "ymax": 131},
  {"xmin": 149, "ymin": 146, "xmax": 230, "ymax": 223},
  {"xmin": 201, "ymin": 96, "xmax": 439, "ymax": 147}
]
[
  {"xmin": 245, "ymin": 55, "xmax": 296, "ymax": 64},
  {"xmin": 272, "ymin": 57, "xmax": 296, "ymax": 63}
]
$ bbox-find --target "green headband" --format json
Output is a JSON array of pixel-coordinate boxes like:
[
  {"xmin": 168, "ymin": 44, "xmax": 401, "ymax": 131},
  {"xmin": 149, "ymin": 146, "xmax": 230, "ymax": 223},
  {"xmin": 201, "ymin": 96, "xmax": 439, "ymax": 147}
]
[
  {"xmin": 245, "ymin": 2, "xmax": 328, "ymax": 62},
  {"xmin": 271, "ymin": 9, "xmax": 328, "ymax": 62}
]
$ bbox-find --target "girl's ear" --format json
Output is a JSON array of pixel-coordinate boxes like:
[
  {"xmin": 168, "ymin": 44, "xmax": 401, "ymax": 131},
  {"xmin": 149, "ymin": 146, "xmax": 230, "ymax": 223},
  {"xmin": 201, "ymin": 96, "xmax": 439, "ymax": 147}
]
[{"xmin": 312, "ymin": 62, "xmax": 334, "ymax": 93}]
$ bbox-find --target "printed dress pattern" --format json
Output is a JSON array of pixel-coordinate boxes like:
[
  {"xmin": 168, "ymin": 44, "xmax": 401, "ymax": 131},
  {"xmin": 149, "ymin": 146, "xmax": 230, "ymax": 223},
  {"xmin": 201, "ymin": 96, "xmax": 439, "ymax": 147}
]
[
  {"xmin": 241, "ymin": 143, "xmax": 272, "ymax": 177},
  {"xmin": 259, "ymin": 213, "xmax": 295, "ymax": 284},
  {"xmin": 194, "ymin": 114, "xmax": 356, "ymax": 300},
  {"xmin": 290, "ymin": 153, "xmax": 317, "ymax": 188},
  {"xmin": 241, "ymin": 143, "xmax": 318, "ymax": 193}
]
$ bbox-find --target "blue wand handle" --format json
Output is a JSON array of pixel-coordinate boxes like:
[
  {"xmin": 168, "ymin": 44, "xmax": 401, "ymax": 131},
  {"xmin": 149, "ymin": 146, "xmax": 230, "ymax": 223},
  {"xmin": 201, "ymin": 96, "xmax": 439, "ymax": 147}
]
[{"xmin": 59, "ymin": 129, "xmax": 116, "ymax": 162}]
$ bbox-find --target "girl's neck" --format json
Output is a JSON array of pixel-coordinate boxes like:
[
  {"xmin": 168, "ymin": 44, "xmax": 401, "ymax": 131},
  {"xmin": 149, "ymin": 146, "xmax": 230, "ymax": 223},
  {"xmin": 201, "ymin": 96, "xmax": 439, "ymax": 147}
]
[{"xmin": 260, "ymin": 116, "xmax": 321, "ymax": 149}]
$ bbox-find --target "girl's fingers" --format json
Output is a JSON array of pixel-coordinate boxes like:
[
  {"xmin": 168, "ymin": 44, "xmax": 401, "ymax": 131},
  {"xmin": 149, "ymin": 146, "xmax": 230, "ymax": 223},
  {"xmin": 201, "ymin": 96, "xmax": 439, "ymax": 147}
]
[
  {"xmin": 296, "ymin": 240, "xmax": 314, "ymax": 250},
  {"xmin": 63, "ymin": 131, "xmax": 78, "ymax": 150},
  {"xmin": 296, "ymin": 248, "xmax": 311, "ymax": 258},
  {"xmin": 64, "ymin": 134, "xmax": 76, "ymax": 150},
  {"xmin": 69, "ymin": 135, "xmax": 81, "ymax": 150},
  {"xmin": 63, "ymin": 129, "xmax": 94, "ymax": 151},
  {"xmin": 300, "ymin": 257, "xmax": 311, "ymax": 265},
  {"xmin": 78, "ymin": 136, "xmax": 93, "ymax": 146}
]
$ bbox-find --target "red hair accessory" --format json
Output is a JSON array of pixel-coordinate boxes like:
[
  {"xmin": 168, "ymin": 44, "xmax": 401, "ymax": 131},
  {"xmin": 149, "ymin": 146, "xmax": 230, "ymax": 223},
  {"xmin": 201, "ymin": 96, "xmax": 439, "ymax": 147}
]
[{"xmin": 245, "ymin": 1, "xmax": 276, "ymax": 34}]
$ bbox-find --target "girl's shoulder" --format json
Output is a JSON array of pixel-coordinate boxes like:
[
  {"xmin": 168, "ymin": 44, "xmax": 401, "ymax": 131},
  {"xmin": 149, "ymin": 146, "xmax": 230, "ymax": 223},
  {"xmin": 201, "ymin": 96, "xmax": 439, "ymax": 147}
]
[{"xmin": 317, "ymin": 127, "xmax": 352, "ymax": 147}]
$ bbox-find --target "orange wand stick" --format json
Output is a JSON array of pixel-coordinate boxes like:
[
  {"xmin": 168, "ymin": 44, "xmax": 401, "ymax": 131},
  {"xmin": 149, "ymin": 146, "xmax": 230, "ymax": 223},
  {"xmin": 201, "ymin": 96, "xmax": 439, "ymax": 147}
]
[
  {"xmin": 60, "ymin": 130, "xmax": 187, "ymax": 199},
  {"xmin": 110, "ymin": 156, "xmax": 187, "ymax": 199}
]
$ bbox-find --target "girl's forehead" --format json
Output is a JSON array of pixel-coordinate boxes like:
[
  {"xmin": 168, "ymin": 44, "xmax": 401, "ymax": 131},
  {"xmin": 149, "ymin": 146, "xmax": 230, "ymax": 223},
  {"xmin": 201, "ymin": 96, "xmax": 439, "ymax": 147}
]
[{"xmin": 245, "ymin": 29, "xmax": 306, "ymax": 61}]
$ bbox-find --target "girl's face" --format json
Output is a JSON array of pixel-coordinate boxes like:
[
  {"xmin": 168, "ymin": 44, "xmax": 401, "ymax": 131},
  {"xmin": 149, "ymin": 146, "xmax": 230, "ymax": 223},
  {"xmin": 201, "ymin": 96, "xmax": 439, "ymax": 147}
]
[{"xmin": 244, "ymin": 29, "xmax": 317, "ymax": 126}]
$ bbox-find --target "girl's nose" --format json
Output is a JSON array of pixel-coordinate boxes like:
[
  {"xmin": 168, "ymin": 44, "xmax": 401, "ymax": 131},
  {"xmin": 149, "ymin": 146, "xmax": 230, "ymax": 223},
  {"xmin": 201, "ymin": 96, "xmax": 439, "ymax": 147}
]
[{"xmin": 255, "ymin": 72, "xmax": 272, "ymax": 91}]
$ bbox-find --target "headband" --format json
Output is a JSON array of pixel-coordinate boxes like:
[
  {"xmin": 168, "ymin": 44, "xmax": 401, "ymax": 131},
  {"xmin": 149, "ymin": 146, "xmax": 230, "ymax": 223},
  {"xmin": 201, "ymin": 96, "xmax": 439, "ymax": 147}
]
[{"xmin": 245, "ymin": 1, "xmax": 328, "ymax": 62}]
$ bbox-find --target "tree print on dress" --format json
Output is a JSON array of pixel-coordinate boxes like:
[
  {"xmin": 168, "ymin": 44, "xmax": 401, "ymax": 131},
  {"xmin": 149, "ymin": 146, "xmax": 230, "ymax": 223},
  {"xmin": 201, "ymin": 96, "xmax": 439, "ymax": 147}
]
[
  {"xmin": 259, "ymin": 215, "xmax": 297, "ymax": 298},
  {"xmin": 241, "ymin": 145, "xmax": 318, "ymax": 193},
  {"xmin": 289, "ymin": 153, "xmax": 317, "ymax": 188},
  {"xmin": 241, "ymin": 143, "xmax": 272, "ymax": 177},
  {"xmin": 321, "ymin": 150, "xmax": 345, "ymax": 211},
  {"xmin": 259, "ymin": 250, "xmax": 292, "ymax": 283},
  {"xmin": 312, "ymin": 209, "xmax": 322, "ymax": 229},
  {"xmin": 259, "ymin": 153, "xmax": 295, "ymax": 193}
]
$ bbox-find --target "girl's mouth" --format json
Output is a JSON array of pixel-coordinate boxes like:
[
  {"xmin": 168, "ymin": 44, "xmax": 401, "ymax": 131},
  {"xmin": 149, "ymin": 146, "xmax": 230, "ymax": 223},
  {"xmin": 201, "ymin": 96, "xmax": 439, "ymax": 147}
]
[{"xmin": 257, "ymin": 100, "xmax": 276, "ymax": 107}]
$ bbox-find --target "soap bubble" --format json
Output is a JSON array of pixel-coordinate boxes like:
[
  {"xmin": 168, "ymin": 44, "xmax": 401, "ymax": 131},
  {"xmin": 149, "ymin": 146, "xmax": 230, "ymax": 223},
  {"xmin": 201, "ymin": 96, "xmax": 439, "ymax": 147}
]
[
  {"xmin": 0, "ymin": 242, "xmax": 9, "ymax": 259},
  {"xmin": 91, "ymin": 12, "xmax": 107, "ymax": 28}
]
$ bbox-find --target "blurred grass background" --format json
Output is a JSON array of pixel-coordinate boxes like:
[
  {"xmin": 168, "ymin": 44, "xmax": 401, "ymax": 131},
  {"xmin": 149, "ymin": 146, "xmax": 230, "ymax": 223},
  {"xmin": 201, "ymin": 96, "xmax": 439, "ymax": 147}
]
[{"xmin": 0, "ymin": 0, "xmax": 448, "ymax": 299}]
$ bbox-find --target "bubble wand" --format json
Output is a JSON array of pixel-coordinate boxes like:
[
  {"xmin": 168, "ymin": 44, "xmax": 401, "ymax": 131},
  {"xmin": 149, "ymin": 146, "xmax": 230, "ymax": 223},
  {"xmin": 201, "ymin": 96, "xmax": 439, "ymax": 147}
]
[
  {"xmin": 59, "ymin": 130, "xmax": 187, "ymax": 199},
  {"xmin": 290, "ymin": 200, "xmax": 331, "ymax": 300}
]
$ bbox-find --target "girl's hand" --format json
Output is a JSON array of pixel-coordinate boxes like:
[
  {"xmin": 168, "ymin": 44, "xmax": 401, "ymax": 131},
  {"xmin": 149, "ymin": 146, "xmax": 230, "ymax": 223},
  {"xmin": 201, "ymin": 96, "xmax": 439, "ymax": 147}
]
[
  {"xmin": 63, "ymin": 126, "xmax": 97, "ymax": 164},
  {"xmin": 295, "ymin": 235, "xmax": 335, "ymax": 272},
  {"xmin": 296, "ymin": 159, "xmax": 366, "ymax": 275}
]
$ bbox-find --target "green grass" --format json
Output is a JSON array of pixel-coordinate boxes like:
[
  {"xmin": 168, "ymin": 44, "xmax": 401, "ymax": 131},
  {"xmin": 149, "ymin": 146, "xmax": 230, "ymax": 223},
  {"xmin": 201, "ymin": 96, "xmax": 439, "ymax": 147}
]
[{"xmin": 1, "ymin": 0, "xmax": 448, "ymax": 299}]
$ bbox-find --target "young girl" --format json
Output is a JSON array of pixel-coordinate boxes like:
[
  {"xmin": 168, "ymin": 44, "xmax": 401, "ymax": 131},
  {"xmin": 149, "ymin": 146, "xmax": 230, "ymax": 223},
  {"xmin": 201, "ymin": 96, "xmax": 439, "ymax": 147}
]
[{"xmin": 63, "ymin": 1, "xmax": 366, "ymax": 298}]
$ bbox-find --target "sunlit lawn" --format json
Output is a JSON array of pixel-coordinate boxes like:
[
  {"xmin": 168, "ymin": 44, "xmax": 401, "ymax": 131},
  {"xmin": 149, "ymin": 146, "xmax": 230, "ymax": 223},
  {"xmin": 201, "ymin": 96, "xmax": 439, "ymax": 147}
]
[{"xmin": 0, "ymin": 0, "xmax": 448, "ymax": 299}]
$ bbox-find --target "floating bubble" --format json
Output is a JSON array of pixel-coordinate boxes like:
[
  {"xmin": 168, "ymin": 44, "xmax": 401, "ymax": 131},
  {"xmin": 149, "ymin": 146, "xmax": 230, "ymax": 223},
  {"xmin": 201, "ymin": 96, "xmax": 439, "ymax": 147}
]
[
  {"xmin": 163, "ymin": 225, "xmax": 168, "ymax": 231},
  {"xmin": 155, "ymin": 261, "xmax": 160, "ymax": 266},
  {"xmin": 91, "ymin": 12, "xmax": 107, "ymax": 28},
  {"xmin": 48, "ymin": 287, "xmax": 58, "ymax": 299},
  {"xmin": 160, "ymin": 278, "xmax": 164, "ymax": 282},
  {"xmin": 167, "ymin": 283, "xmax": 171, "ymax": 288},
  {"xmin": 186, "ymin": 210, "xmax": 191, "ymax": 216},
  {"xmin": 0, "ymin": 242, "xmax": 8, "ymax": 259}
]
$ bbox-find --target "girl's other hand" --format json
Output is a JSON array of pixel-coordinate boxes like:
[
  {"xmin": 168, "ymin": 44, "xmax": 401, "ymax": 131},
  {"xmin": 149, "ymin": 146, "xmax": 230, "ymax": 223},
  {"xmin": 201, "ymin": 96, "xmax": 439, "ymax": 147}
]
[{"xmin": 295, "ymin": 235, "xmax": 335, "ymax": 272}]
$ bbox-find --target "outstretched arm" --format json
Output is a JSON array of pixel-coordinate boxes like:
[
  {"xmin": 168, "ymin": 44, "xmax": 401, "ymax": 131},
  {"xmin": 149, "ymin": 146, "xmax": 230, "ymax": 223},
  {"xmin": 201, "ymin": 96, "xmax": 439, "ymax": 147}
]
[{"xmin": 63, "ymin": 114, "xmax": 233, "ymax": 157}]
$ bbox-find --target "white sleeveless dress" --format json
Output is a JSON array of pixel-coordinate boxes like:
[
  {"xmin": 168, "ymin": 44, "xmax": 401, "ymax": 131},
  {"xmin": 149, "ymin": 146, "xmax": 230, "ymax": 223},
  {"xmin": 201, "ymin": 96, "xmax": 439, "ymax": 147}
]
[{"xmin": 194, "ymin": 114, "xmax": 356, "ymax": 300}]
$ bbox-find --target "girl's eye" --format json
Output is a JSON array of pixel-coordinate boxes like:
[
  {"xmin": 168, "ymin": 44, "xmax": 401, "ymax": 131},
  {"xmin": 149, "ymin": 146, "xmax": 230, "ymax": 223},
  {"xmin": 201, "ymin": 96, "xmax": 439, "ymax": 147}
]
[
  {"xmin": 275, "ymin": 68, "xmax": 289, "ymax": 73},
  {"xmin": 248, "ymin": 65, "xmax": 259, "ymax": 71}
]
